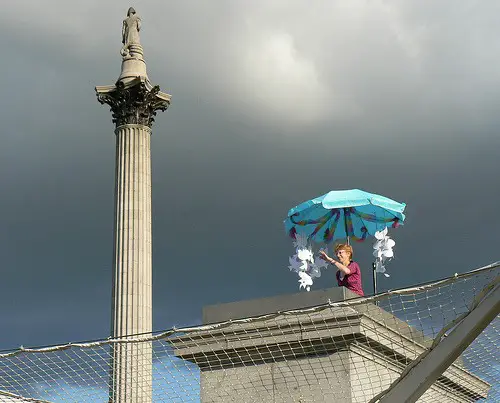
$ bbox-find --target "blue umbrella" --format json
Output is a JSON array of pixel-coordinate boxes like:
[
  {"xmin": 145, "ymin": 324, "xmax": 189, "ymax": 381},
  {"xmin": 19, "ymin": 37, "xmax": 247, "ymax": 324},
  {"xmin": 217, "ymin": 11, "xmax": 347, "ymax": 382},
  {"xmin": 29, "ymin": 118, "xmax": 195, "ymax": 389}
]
[
  {"xmin": 285, "ymin": 189, "xmax": 405, "ymax": 244},
  {"xmin": 284, "ymin": 189, "xmax": 406, "ymax": 293}
]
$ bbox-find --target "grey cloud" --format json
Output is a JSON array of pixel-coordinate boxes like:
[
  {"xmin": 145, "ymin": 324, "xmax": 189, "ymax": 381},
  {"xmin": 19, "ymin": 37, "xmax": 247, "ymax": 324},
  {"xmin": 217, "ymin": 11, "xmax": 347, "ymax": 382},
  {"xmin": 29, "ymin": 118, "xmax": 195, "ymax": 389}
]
[{"xmin": 0, "ymin": 1, "xmax": 499, "ymax": 351}]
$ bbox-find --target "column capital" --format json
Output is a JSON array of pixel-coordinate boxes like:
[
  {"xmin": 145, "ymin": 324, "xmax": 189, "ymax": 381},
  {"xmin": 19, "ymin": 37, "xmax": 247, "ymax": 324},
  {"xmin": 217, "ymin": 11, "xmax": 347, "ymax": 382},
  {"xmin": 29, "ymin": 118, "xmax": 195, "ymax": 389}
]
[{"xmin": 96, "ymin": 77, "xmax": 171, "ymax": 128}]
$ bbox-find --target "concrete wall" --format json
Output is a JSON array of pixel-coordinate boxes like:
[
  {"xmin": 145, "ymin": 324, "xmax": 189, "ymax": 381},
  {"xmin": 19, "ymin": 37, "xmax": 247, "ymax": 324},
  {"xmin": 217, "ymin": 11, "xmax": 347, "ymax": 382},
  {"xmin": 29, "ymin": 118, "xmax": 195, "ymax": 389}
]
[{"xmin": 200, "ymin": 350, "xmax": 352, "ymax": 402}]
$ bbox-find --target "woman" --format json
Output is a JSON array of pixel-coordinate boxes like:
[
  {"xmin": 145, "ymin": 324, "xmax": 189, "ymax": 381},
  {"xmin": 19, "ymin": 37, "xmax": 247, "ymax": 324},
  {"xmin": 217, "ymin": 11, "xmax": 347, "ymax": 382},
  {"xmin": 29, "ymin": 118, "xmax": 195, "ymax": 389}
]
[{"xmin": 319, "ymin": 244, "xmax": 364, "ymax": 296}]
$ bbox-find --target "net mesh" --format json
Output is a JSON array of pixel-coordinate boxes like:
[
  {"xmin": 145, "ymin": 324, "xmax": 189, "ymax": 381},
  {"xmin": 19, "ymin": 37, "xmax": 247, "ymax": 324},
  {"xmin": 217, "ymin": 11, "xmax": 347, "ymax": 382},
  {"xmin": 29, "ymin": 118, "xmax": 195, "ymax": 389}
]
[{"xmin": 0, "ymin": 264, "xmax": 498, "ymax": 403}]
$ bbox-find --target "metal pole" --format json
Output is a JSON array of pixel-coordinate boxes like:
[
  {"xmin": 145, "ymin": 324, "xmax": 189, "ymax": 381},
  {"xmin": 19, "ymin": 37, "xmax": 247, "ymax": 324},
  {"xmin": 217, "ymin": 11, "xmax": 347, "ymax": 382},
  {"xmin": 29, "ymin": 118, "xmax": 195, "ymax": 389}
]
[
  {"xmin": 343, "ymin": 208, "xmax": 350, "ymax": 245},
  {"xmin": 372, "ymin": 262, "xmax": 378, "ymax": 306}
]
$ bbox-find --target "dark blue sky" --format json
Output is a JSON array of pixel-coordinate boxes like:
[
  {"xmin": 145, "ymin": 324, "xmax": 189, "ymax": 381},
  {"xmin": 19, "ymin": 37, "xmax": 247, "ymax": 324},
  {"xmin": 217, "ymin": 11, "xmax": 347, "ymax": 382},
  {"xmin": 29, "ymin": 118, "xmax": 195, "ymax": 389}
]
[{"xmin": 1, "ymin": 1, "xmax": 499, "ymax": 352}]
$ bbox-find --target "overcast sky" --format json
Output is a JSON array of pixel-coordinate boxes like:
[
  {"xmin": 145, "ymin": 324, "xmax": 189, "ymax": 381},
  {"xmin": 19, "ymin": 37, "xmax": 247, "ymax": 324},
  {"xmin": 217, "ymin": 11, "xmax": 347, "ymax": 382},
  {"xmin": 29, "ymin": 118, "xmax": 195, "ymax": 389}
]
[{"xmin": 0, "ymin": 0, "xmax": 499, "ymax": 351}]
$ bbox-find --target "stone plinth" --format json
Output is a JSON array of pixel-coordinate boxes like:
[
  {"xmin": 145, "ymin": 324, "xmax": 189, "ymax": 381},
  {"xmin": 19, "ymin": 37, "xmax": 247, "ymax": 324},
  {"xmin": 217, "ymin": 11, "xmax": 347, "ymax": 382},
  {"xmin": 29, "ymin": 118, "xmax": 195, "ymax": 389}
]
[{"xmin": 169, "ymin": 288, "xmax": 490, "ymax": 402}]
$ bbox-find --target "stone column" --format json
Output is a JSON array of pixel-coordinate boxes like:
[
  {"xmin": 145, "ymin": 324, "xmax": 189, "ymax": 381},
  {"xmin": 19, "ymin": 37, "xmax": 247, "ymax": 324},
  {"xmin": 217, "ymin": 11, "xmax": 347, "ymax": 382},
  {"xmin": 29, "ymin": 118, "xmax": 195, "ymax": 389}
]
[
  {"xmin": 110, "ymin": 123, "xmax": 153, "ymax": 402},
  {"xmin": 95, "ymin": 9, "xmax": 171, "ymax": 400},
  {"xmin": 96, "ymin": 80, "xmax": 170, "ymax": 403}
]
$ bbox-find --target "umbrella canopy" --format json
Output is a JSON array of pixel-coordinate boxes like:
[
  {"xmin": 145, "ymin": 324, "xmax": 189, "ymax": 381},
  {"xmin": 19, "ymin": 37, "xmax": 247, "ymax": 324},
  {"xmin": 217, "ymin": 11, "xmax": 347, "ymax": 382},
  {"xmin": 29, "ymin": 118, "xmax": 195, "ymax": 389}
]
[{"xmin": 284, "ymin": 189, "xmax": 406, "ymax": 244}]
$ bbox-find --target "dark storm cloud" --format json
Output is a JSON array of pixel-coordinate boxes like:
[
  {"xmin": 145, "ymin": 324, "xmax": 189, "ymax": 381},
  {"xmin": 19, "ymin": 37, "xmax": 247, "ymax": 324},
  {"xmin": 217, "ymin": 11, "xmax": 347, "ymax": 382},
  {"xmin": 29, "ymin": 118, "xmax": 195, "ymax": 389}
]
[{"xmin": 0, "ymin": 1, "xmax": 499, "ymax": 350}]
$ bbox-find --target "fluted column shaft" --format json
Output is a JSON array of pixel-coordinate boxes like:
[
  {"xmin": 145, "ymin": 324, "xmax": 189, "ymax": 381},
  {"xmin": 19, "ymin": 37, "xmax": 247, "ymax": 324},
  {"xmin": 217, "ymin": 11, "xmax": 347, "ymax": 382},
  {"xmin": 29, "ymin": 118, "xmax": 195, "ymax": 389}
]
[{"xmin": 110, "ymin": 123, "xmax": 153, "ymax": 403}]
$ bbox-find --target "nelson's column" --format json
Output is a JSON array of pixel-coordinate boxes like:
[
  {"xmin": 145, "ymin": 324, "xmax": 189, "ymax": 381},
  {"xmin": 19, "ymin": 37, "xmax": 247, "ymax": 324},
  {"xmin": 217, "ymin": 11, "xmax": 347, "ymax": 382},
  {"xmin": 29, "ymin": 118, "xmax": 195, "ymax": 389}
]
[{"xmin": 95, "ymin": 8, "xmax": 171, "ymax": 402}]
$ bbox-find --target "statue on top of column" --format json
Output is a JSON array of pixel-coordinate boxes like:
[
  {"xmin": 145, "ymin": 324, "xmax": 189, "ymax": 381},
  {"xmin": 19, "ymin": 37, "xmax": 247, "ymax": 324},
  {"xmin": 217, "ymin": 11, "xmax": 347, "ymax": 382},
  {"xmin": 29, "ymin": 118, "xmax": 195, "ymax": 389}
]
[{"xmin": 121, "ymin": 7, "xmax": 141, "ymax": 58}]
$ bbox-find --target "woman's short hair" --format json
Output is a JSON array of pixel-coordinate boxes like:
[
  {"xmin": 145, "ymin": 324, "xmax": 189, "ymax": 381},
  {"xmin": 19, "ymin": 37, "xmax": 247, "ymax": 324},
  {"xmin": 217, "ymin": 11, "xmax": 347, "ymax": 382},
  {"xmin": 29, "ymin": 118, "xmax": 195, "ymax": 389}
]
[{"xmin": 334, "ymin": 243, "xmax": 353, "ymax": 259}]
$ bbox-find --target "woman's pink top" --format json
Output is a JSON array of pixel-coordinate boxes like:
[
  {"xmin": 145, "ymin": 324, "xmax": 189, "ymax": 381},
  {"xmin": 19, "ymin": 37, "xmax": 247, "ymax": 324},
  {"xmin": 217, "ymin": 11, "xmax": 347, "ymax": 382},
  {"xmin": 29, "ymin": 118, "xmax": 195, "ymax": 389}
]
[{"xmin": 336, "ymin": 261, "xmax": 364, "ymax": 296}]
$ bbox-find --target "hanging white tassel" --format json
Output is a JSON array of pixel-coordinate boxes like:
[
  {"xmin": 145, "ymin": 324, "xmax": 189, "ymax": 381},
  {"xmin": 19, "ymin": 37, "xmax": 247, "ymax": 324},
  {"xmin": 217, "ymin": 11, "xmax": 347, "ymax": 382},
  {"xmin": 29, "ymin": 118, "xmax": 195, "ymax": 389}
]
[
  {"xmin": 288, "ymin": 235, "xmax": 328, "ymax": 291},
  {"xmin": 298, "ymin": 271, "xmax": 313, "ymax": 291},
  {"xmin": 373, "ymin": 227, "xmax": 395, "ymax": 277}
]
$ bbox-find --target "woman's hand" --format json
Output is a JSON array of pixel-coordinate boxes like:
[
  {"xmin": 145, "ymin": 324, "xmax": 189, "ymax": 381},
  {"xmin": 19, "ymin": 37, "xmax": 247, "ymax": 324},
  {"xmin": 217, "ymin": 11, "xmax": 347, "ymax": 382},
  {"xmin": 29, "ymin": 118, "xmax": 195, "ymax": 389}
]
[
  {"xmin": 319, "ymin": 250, "xmax": 351, "ymax": 274},
  {"xmin": 319, "ymin": 250, "xmax": 335, "ymax": 264}
]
